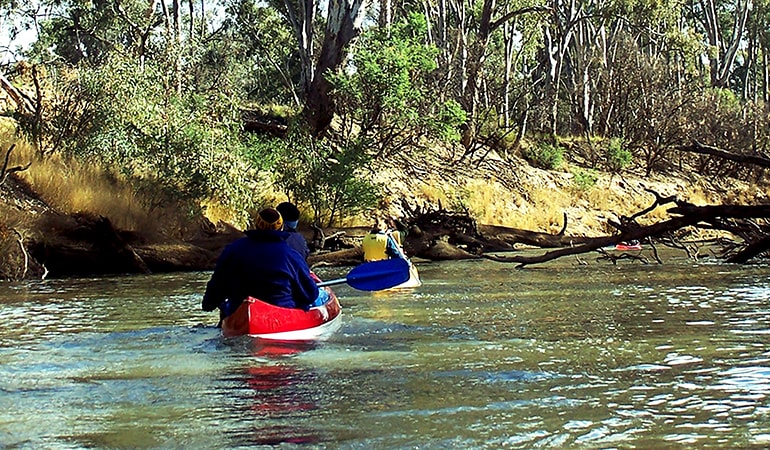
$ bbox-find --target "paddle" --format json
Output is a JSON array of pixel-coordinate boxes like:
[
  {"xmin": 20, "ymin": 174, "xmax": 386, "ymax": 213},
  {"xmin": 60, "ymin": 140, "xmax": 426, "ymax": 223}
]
[{"xmin": 317, "ymin": 258, "xmax": 411, "ymax": 291}]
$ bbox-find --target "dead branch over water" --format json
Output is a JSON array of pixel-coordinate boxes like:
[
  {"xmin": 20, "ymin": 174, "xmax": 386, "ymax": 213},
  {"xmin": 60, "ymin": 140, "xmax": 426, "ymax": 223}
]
[{"xmin": 480, "ymin": 193, "xmax": 770, "ymax": 268}]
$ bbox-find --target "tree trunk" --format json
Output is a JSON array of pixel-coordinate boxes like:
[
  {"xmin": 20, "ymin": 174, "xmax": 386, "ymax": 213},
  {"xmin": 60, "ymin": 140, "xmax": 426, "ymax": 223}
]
[
  {"xmin": 283, "ymin": 0, "xmax": 317, "ymax": 95},
  {"xmin": 304, "ymin": 0, "xmax": 369, "ymax": 134},
  {"xmin": 699, "ymin": 0, "xmax": 751, "ymax": 88}
]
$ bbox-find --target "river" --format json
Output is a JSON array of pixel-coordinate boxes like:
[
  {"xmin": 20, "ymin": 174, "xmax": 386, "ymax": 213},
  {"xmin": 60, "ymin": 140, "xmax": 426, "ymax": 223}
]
[{"xmin": 1, "ymin": 252, "xmax": 769, "ymax": 448}]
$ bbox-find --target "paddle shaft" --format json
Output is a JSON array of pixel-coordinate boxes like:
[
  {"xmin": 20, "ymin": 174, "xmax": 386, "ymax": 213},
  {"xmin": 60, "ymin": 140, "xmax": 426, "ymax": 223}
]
[{"xmin": 317, "ymin": 277, "xmax": 348, "ymax": 287}]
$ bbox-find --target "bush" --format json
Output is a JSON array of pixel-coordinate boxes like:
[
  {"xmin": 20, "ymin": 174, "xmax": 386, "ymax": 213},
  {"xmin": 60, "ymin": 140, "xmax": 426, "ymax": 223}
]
[
  {"xmin": 522, "ymin": 142, "xmax": 564, "ymax": 170},
  {"xmin": 571, "ymin": 167, "xmax": 598, "ymax": 191},
  {"xmin": 270, "ymin": 126, "xmax": 382, "ymax": 227},
  {"xmin": 603, "ymin": 137, "xmax": 632, "ymax": 172},
  {"xmin": 35, "ymin": 57, "xmax": 264, "ymax": 229}
]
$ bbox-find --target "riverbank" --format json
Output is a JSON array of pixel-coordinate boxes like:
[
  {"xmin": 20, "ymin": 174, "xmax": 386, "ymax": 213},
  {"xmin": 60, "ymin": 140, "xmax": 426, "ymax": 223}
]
[{"xmin": 1, "ymin": 140, "xmax": 763, "ymax": 280}]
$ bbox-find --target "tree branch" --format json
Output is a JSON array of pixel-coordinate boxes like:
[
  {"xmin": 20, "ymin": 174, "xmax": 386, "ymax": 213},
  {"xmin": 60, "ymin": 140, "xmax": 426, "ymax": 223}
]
[
  {"xmin": 485, "ymin": 203, "xmax": 770, "ymax": 267},
  {"xmin": 677, "ymin": 140, "xmax": 770, "ymax": 169}
]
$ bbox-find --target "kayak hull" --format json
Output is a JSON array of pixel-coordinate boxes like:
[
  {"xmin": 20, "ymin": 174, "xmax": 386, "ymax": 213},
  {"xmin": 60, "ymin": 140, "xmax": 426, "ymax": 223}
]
[
  {"xmin": 391, "ymin": 264, "xmax": 422, "ymax": 289},
  {"xmin": 221, "ymin": 289, "xmax": 342, "ymax": 340}
]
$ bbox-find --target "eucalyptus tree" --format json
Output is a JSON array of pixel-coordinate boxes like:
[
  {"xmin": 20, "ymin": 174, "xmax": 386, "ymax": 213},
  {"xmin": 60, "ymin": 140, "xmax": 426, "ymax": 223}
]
[
  {"xmin": 742, "ymin": 0, "xmax": 769, "ymax": 101},
  {"xmin": 415, "ymin": 0, "xmax": 549, "ymax": 152},
  {"xmin": 261, "ymin": 0, "xmax": 371, "ymax": 134},
  {"xmin": 687, "ymin": 0, "xmax": 752, "ymax": 88},
  {"xmin": 563, "ymin": 0, "xmax": 698, "ymax": 139},
  {"xmin": 225, "ymin": 0, "xmax": 300, "ymax": 105},
  {"xmin": 329, "ymin": 13, "xmax": 466, "ymax": 157}
]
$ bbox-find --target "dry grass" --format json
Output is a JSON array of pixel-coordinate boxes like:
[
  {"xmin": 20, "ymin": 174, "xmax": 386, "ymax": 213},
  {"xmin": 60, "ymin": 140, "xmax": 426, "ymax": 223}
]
[
  {"xmin": 414, "ymin": 181, "xmax": 452, "ymax": 207},
  {"xmin": 463, "ymin": 179, "xmax": 566, "ymax": 232},
  {"xmin": 1, "ymin": 128, "xmax": 161, "ymax": 232},
  {"xmin": 201, "ymin": 199, "xmax": 244, "ymax": 228}
]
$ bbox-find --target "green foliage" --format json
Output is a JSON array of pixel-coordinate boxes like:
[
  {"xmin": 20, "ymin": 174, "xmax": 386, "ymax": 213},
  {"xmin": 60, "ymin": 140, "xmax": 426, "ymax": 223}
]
[
  {"xmin": 225, "ymin": 0, "xmax": 298, "ymax": 104},
  {"xmin": 571, "ymin": 168, "xmax": 598, "ymax": 191},
  {"xmin": 429, "ymin": 100, "xmax": 467, "ymax": 142},
  {"xmin": 41, "ymin": 56, "xmax": 262, "ymax": 225},
  {"xmin": 709, "ymin": 87, "xmax": 741, "ymax": 110},
  {"xmin": 329, "ymin": 12, "xmax": 466, "ymax": 156},
  {"xmin": 603, "ymin": 137, "xmax": 632, "ymax": 172},
  {"xmin": 271, "ymin": 126, "xmax": 381, "ymax": 227},
  {"xmin": 30, "ymin": 0, "xmax": 152, "ymax": 64},
  {"xmin": 522, "ymin": 142, "xmax": 564, "ymax": 170}
]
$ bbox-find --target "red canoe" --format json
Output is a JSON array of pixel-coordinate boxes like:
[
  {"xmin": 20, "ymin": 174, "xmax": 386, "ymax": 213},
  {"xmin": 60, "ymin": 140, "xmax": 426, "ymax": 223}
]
[{"xmin": 221, "ymin": 288, "xmax": 342, "ymax": 340}]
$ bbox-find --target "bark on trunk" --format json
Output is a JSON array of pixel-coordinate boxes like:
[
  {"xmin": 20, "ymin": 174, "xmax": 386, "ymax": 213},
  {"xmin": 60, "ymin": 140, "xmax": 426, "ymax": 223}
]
[{"xmin": 304, "ymin": 0, "xmax": 369, "ymax": 134}]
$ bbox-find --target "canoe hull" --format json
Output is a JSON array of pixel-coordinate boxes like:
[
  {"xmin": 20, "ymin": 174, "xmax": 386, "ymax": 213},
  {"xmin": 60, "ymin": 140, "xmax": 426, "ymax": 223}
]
[
  {"xmin": 221, "ymin": 289, "xmax": 342, "ymax": 340},
  {"xmin": 391, "ymin": 264, "xmax": 422, "ymax": 289}
]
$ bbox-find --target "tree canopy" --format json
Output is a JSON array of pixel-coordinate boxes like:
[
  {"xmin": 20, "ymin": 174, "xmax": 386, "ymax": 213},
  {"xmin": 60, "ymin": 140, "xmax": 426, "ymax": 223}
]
[{"xmin": 0, "ymin": 0, "xmax": 768, "ymax": 228}]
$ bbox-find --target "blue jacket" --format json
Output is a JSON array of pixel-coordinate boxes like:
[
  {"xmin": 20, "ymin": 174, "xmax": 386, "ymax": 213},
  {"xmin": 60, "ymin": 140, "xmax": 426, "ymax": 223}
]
[
  {"xmin": 202, "ymin": 229, "xmax": 319, "ymax": 314},
  {"xmin": 284, "ymin": 225, "xmax": 310, "ymax": 260}
]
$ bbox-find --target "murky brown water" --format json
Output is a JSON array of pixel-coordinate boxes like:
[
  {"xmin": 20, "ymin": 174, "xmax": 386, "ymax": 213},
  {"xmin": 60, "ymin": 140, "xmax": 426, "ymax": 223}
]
[{"xmin": 1, "ymin": 251, "xmax": 769, "ymax": 448}]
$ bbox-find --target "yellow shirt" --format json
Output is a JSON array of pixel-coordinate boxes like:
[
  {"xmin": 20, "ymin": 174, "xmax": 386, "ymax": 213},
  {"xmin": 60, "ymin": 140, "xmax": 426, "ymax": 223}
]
[{"xmin": 362, "ymin": 232, "xmax": 388, "ymax": 262}]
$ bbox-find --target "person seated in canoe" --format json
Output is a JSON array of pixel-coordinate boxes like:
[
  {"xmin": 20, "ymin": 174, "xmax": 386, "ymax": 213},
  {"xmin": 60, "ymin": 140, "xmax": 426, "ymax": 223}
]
[
  {"xmin": 616, "ymin": 239, "xmax": 642, "ymax": 250},
  {"xmin": 362, "ymin": 217, "xmax": 408, "ymax": 262},
  {"xmin": 276, "ymin": 201, "xmax": 309, "ymax": 260},
  {"xmin": 201, "ymin": 207, "xmax": 328, "ymax": 319}
]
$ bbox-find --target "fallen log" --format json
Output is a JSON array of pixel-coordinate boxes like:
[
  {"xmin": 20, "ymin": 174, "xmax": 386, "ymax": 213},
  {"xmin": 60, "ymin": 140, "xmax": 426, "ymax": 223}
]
[{"xmin": 484, "ymin": 199, "xmax": 770, "ymax": 267}]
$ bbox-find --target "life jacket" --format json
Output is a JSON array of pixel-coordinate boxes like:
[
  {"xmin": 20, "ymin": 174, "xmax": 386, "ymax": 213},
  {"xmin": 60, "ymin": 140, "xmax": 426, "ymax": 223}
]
[
  {"xmin": 362, "ymin": 232, "xmax": 389, "ymax": 261},
  {"xmin": 390, "ymin": 230, "xmax": 403, "ymax": 247}
]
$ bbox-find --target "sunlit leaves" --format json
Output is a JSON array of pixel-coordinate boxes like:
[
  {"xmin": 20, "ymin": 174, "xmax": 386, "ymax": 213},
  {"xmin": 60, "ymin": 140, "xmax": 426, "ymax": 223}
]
[
  {"xmin": 43, "ymin": 55, "xmax": 261, "ymax": 224},
  {"xmin": 268, "ymin": 127, "xmax": 381, "ymax": 226},
  {"xmin": 330, "ymin": 12, "xmax": 464, "ymax": 154}
]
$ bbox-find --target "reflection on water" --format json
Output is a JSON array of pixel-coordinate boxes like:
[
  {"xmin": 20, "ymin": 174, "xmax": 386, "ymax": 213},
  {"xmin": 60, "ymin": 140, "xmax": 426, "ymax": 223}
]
[{"xmin": 0, "ymin": 255, "xmax": 769, "ymax": 448}]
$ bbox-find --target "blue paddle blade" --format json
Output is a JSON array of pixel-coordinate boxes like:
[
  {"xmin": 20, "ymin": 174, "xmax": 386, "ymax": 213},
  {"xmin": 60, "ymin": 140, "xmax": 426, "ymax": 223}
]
[{"xmin": 346, "ymin": 258, "xmax": 411, "ymax": 291}]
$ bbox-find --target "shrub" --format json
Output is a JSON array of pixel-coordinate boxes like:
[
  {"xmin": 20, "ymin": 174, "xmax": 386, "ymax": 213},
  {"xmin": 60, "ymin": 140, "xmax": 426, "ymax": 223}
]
[
  {"xmin": 603, "ymin": 137, "xmax": 632, "ymax": 172},
  {"xmin": 571, "ymin": 168, "xmax": 598, "ymax": 191},
  {"xmin": 522, "ymin": 142, "xmax": 564, "ymax": 170},
  {"xmin": 270, "ymin": 126, "xmax": 382, "ymax": 227}
]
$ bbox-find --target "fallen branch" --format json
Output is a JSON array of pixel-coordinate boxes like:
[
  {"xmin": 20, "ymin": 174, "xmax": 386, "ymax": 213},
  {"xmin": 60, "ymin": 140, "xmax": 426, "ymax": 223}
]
[
  {"xmin": 0, "ymin": 72, "xmax": 35, "ymax": 117},
  {"xmin": 677, "ymin": 140, "xmax": 770, "ymax": 169},
  {"xmin": 596, "ymin": 247, "xmax": 649, "ymax": 265},
  {"xmin": 1, "ymin": 144, "xmax": 32, "ymax": 186},
  {"xmin": 484, "ymin": 202, "xmax": 770, "ymax": 267},
  {"xmin": 725, "ymin": 235, "xmax": 770, "ymax": 263}
]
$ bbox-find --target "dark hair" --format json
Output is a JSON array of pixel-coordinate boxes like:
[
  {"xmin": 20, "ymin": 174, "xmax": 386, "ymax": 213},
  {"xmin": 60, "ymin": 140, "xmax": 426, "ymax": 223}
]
[{"xmin": 276, "ymin": 202, "xmax": 300, "ymax": 222}]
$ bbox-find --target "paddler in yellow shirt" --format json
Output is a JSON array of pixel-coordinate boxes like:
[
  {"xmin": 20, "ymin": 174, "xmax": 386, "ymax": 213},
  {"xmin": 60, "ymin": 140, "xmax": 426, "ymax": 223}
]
[{"xmin": 362, "ymin": 218, "xmax": 407, "ymax": 262}]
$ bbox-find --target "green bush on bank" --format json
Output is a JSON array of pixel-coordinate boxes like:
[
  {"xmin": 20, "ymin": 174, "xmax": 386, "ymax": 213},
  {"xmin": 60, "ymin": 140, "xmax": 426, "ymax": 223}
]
[
  {"xmin": 571, "ymin": 167, "xmax": 599, "ymax": 191},
  {"xmin": 270, "ymin": 126, "xmax": 381, "ymax": 227},
  {"xmin": 603, "ymin": 137, "xmax": 632, "ymax": 172},
  {"xmin": 522, "ymin": 142, "xmax": 564, "ymax": 170},
  {"xmin": 29, "ymin": 57, "xmax": 264, "ymax": 229}
]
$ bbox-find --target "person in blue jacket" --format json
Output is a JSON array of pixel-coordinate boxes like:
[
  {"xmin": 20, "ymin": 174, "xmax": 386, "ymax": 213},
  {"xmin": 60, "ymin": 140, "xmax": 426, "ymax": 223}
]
[
  {"xmin": 276, "ymin": 201, "xmax": 310, "ymax": 260},
  {"xmin": 201, "ymin": 207, "xmax": 324, "ymax": 318}
]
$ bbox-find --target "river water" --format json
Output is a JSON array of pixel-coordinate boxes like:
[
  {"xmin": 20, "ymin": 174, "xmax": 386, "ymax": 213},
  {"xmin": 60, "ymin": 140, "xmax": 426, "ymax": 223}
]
[{"xmin": 1, "ymin": 252, "xmax": 769, "ymax": 449}]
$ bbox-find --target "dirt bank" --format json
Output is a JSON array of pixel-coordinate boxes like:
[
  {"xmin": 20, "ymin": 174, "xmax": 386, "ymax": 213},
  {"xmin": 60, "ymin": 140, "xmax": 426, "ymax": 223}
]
[{"xmin": 1, "ymin": 144, "xmax": 764, "ymax": 280}]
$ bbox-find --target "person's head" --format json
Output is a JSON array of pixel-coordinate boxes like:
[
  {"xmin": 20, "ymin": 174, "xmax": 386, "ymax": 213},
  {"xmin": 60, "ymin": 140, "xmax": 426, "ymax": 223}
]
[
  {"xmin": 254, "ymin": 207, "xmax": 283, "ymax": 231},
  {"xmin": 276, "ymin": 202, "xmax": 300, "ymax": 229},
  {"xmin": 370, "ymin": 217, "xmax": 385, "ymax": 233}
]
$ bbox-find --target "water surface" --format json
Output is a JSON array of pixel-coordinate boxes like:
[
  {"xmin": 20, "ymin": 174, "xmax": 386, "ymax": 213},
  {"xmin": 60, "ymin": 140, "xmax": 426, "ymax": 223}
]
[{"xmin": 1, "ymin": 253, "xmax": 769, "ymax": 448}]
